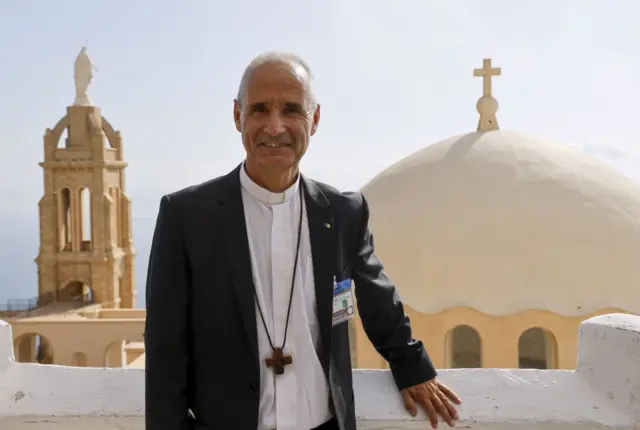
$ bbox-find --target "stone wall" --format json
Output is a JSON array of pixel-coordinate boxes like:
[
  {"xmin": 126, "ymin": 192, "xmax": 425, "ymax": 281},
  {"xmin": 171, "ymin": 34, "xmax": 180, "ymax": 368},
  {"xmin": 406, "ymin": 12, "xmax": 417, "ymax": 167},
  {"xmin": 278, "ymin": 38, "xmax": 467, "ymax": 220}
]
[{"xmin": 0, "ymin": 314, "xmax": 638, "ymax": 429}]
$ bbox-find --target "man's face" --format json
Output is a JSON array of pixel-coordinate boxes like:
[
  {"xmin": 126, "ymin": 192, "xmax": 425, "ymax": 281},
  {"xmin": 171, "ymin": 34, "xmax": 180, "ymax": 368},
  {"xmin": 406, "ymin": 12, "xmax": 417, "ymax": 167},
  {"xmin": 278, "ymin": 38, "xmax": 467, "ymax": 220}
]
[{"xmin": 234, "ymin": 62, "xmax": 320, "ymax": 173}]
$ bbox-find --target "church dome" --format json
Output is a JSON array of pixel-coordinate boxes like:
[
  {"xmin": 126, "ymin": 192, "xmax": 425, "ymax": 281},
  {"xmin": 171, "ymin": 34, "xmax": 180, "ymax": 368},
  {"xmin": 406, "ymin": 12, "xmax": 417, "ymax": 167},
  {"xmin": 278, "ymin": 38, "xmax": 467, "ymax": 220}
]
[{"xmin": 360, "ymin": 130, "xmax": 640, "ymax": 316}]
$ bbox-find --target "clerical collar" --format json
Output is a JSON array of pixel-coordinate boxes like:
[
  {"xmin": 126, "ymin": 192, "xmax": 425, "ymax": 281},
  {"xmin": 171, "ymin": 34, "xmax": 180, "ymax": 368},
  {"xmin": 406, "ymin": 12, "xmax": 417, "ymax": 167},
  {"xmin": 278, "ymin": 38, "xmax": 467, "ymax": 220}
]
[{"xmin": 239, "ymin": 163, "xmax": 300, "ymax": 205}]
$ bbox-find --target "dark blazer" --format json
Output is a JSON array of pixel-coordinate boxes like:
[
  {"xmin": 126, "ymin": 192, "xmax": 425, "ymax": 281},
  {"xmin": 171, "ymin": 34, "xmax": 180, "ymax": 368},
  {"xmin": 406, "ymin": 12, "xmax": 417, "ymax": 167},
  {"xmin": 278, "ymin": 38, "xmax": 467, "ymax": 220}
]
[{"xmin": 144, "ymin": 164, "xmax": 437, "ymax": 430}]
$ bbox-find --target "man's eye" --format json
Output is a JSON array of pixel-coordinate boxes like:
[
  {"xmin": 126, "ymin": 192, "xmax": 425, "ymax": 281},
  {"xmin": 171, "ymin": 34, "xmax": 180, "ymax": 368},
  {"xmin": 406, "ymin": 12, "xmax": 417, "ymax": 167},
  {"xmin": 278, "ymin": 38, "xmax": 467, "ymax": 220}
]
[{"xmin": 283, "ymin": 106, "xmax": 301, "ymax": 114}]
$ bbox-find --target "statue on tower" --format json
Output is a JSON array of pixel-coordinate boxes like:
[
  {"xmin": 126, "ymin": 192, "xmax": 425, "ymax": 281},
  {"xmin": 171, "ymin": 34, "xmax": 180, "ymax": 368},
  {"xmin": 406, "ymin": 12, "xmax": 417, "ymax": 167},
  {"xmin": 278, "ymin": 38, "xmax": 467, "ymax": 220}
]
[{"xmin": 74, "ymin": 46, "xmax": 98, "ymax": 106}]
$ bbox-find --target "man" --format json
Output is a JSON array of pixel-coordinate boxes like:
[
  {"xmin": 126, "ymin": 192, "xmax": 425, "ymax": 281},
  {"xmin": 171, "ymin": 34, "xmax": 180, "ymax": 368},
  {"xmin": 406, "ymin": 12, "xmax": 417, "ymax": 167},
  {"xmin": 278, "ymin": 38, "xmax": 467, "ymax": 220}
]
[{"xmin": 145, "ymin": 51, "xmax": 461, "ymax": 430}]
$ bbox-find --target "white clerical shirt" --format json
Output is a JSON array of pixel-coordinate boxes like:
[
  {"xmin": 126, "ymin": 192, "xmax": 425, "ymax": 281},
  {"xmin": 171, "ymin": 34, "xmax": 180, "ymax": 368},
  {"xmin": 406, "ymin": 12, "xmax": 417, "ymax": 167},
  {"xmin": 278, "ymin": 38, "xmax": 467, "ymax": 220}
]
[{"xmin": 239, "ymin": 165, "xmax": 333, "ymax": 430}]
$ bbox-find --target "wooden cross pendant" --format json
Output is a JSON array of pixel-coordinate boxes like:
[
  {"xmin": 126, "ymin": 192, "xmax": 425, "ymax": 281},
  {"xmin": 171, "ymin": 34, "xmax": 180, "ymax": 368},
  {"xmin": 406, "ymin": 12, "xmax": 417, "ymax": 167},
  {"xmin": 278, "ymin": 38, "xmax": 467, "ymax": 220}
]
[{"xmin": 265, "ymin": 347, "xmax": 292, "ymax": 375}]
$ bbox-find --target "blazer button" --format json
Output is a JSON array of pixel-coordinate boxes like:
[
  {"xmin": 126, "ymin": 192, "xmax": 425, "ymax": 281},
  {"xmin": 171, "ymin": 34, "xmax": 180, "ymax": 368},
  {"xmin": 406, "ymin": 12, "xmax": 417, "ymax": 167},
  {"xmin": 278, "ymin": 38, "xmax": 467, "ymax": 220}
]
[{"xmin": 250, "ymin": 382, "xmax": 258, "ymax": 393}]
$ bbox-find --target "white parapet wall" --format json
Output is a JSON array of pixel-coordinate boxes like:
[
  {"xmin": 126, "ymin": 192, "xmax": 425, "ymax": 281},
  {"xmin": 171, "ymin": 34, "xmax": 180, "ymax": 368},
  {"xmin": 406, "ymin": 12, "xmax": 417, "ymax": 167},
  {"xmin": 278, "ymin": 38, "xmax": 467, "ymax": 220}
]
[{"xmin": 0, "ymin": 314, "xmax": 639, "ymax": 429}]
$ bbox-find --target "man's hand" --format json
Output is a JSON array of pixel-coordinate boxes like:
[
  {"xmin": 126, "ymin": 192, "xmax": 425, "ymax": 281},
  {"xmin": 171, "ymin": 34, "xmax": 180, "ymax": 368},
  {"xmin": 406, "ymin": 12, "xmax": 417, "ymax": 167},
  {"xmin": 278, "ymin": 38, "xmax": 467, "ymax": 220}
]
[{"xmin": 401, "ymin": 378, "xmax": 461, "ymax": 428}]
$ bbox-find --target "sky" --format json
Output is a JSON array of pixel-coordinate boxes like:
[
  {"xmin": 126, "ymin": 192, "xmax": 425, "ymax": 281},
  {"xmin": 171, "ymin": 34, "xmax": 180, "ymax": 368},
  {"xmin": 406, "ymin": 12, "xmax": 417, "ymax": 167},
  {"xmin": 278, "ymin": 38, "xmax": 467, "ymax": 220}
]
[{"xmin": 0, "ymin": 0, "xmax": 639, "ymax": 307}]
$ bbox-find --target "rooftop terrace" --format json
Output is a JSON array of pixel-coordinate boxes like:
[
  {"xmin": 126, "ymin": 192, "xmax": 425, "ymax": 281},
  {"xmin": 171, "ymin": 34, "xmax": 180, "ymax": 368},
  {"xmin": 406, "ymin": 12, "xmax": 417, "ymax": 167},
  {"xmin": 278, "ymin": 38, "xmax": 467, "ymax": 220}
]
[{"xmin": 0, "ymin": 313, "xmax": 639, "ymax": 429}]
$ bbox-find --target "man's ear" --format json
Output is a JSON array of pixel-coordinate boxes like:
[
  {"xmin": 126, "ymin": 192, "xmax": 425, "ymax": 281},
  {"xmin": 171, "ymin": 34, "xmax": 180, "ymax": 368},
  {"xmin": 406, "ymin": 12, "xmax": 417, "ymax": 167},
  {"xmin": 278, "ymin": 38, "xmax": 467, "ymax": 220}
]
[
  {"xmin": 233, "ymin": 99, "xmax": 242, "ymax": 132},
  {"xmin": 310, "ymin": 103, "xmax": 321, "ymax": 136}
]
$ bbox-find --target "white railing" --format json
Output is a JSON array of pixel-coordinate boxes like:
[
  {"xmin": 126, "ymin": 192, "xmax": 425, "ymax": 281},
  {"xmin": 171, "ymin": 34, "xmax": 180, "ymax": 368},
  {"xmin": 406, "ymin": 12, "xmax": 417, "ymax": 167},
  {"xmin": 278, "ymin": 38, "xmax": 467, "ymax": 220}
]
[{"xmin": 0, "ymin": 314, "xmax": 639, "ymax": 429}]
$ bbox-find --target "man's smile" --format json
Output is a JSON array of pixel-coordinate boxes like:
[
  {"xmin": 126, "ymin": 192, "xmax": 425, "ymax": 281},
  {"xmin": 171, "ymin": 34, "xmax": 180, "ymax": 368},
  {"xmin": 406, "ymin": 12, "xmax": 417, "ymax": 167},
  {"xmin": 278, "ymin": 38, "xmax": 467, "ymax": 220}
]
[{"xmin": 259, "ymin": 142, "xmax": 293, "ymax": 148}]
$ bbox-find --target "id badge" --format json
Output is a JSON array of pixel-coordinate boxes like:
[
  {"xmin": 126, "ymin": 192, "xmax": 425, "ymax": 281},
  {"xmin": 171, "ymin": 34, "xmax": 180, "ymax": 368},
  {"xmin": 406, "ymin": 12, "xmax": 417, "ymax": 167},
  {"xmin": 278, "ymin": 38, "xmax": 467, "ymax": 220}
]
[{"xmin": 332, "ymin": 277, "xmax": 355, "ymax": 326}]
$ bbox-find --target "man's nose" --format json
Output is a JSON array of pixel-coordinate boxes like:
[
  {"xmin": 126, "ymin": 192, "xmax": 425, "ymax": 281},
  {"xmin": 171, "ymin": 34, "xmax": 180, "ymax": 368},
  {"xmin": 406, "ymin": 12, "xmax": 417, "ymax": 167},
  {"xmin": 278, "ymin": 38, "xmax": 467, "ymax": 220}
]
[{"xmin": 265, "ymin": 112, "xmax": 285, "ymax": 136}]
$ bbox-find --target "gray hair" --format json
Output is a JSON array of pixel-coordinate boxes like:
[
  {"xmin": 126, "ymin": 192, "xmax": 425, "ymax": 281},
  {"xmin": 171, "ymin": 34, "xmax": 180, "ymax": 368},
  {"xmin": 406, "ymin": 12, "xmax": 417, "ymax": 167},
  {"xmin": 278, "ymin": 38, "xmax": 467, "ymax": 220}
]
[{"xmin": 236, "ymin": 51, "xmax": 317, "ymax": 111}]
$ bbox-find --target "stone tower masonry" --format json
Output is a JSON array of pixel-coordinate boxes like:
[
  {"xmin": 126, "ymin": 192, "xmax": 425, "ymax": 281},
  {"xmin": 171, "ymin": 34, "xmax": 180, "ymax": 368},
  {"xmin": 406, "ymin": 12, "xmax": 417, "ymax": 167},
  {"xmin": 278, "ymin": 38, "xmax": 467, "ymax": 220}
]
[{"xmin": 35, "ymin": 104, "xmax": 137, "ymax": 309}]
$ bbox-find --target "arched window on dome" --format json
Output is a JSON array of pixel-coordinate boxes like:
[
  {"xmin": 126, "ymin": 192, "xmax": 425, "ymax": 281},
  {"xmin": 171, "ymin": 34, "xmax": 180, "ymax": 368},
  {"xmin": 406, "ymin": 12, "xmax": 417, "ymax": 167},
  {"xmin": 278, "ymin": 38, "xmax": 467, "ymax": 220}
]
[
  {"xmin": 445, "ymin": 325, "xmax": 482, "ymax": 368},
  {"xmin": 71, "ymin": 352, "xmax": 88, "ymax": 367},
  {"xmin": 518, "ymin": 327, "xmax": 558, "ymax": 369},
  {"xmin": 13, "ymin": 333, "xmax": 54, "ymax": 364}
]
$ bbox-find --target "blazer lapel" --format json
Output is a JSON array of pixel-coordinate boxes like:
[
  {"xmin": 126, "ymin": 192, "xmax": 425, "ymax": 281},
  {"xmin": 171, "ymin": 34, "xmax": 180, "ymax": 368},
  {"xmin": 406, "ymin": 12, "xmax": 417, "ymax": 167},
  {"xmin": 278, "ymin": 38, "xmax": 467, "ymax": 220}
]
[
  {"xmin": 301, "ymin": 176, "xmax": 335, "ymax": 371},
  {"xmin": 218, "ymin": 165, "xmax": 259, "ymax": 364}
]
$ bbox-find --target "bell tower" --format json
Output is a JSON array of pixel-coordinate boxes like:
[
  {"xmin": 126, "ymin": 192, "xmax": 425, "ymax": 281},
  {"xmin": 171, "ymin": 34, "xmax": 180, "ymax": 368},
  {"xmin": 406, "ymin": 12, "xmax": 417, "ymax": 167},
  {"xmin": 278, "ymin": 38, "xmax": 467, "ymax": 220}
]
[{"xmin": 34, "ymin": 47, "xmax": 136, "ymax": 309}]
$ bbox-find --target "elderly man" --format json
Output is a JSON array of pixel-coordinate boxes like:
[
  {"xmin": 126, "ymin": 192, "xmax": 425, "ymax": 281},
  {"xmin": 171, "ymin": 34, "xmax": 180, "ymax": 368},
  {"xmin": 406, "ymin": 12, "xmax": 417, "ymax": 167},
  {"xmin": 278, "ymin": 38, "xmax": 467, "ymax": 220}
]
[{"xmin": 145, "ymin": 51, "xmax": 461, "ymax": 430}]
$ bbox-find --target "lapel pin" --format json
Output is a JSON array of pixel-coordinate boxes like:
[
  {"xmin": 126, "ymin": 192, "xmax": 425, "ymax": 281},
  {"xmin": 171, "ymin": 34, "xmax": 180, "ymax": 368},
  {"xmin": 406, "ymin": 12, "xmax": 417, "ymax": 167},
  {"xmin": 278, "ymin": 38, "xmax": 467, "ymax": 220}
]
[{"xmin": 324, "ymin": 223, "xmax": 331, "ymax": 229}]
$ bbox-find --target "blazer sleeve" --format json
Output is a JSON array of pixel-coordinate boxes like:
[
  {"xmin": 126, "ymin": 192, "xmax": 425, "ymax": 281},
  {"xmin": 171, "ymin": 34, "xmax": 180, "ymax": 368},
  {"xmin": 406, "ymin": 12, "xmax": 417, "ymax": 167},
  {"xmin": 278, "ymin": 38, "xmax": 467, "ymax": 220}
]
[
  {"xmin": 144, "ymin": 195, "xmax": 192, "ymax": 430},
  {"xmin": 349, "ymin": 192, "xmax": 438, "ymax": 391}
]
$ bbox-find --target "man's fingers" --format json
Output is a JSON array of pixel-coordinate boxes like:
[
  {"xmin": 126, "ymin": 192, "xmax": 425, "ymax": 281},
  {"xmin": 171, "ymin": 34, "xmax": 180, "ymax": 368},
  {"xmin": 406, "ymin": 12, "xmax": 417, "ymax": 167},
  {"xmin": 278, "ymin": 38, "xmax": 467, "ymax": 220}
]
[
  {"xmin": 403, "ymin": 381, "xmax": 463, "ymax": 429},
  {"xmin": 401, "ymin": 390, "xmax": 417, "ymax": 417},
  {"xmin": 440, "ymin": 393, "xmax": 459, "ymax": 422},
  {"xmin": 430, "ymin": 393, "xmax": 454, "ymax": 427},
  {"xmin": 436, "ymin": 391, "xmax": 459, "ymax": 427},
  {"xmin": 418, "ymin": 394, "xmax": 439, "ymax": 429},
  {"xmin": 438, "ymin": 382, "xmax": 462, "ymax": 405}
]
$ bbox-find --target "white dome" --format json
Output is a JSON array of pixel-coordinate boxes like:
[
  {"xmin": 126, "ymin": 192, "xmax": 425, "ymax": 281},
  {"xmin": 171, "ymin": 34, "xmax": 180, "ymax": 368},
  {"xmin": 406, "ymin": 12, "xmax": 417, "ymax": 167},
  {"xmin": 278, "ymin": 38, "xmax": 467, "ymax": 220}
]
[{"xmin": 361, "ymin": 130, "xmax": 640, "ymax": 316}]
